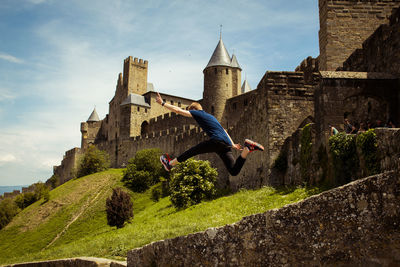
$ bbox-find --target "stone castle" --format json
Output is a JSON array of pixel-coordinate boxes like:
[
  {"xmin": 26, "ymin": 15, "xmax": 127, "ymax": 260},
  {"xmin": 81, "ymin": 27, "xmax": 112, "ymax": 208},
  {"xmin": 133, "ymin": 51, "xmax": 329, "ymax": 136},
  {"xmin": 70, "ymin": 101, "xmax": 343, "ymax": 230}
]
[{"xmin": 53, "ymin": 0, "xmax": 400, "ymax": 191}]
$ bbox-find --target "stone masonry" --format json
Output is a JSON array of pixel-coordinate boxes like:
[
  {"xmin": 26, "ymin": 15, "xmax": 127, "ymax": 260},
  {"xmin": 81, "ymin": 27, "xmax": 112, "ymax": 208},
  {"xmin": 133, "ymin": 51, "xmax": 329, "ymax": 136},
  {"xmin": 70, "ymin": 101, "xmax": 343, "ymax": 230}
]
[{"xmin": 128, "ymin": 170, "xmax": 400, "ymax": 266}]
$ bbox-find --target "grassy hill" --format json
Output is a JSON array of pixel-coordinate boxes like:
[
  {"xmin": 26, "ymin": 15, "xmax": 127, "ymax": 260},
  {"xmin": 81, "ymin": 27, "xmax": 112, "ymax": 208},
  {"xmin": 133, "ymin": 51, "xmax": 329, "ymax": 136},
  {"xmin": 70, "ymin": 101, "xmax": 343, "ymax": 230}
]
[{"xmin": 0, "ymin": 169, "xmax": 326, "ymax": 265}]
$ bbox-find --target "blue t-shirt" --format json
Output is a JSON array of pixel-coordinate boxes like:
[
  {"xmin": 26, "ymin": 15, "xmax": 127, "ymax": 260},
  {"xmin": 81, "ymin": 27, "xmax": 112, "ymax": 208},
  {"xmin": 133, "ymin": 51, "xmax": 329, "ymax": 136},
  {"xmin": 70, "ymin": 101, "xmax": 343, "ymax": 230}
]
[{"xmin": 189, "ymin": 110, "xmax": 232, "ymax": 146}]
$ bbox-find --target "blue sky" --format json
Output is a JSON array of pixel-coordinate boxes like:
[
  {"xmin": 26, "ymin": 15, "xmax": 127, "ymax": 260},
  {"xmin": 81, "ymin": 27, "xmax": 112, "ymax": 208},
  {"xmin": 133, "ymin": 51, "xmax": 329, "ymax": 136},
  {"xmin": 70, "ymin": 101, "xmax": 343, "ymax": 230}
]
[{"xmin": 0, "ymin": 0, "xmax": 319, "ymax": 186}]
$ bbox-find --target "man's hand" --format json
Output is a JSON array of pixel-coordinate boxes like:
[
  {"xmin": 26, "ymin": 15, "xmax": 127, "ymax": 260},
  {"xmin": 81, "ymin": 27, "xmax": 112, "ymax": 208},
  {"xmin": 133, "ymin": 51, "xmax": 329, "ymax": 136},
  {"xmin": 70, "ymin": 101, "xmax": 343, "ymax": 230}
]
[
  {"xmin": 156, "ymin": 92, "xmax": 163, "ymax": 105},
  {"xmin": 232, "ymin": 144, "xmax": 242, "ymax": 150}
]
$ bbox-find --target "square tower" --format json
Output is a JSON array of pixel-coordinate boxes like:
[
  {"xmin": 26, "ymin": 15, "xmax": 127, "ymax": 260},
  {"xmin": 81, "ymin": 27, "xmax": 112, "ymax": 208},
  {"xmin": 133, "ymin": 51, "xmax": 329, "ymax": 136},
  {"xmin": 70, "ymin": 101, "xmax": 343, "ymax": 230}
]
[{"xmin": 318, "ymin": 0, "xmax": 400, "ymax": 71}]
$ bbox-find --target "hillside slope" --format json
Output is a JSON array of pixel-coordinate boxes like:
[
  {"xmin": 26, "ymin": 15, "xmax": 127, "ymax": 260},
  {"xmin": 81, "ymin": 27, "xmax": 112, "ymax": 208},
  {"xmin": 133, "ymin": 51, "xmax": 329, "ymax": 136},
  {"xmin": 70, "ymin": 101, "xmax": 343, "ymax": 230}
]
[{"xmin": 0, "ymin": 169, "xmax": 324, "ymax": 265}]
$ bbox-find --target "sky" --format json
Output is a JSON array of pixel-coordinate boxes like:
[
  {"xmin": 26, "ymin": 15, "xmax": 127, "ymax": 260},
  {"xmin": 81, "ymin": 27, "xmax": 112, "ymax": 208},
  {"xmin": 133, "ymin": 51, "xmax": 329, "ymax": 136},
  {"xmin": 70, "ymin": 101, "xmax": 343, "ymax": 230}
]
[{"xmin": 0, "ymin": 0, "xmax": 320, "ymax": 186}]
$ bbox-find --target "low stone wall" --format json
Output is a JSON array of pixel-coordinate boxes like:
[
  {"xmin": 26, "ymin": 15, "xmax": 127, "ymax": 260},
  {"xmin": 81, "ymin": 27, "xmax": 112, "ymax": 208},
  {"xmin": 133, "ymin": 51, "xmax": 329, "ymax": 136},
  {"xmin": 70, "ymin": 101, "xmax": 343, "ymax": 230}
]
[
  {"xmin": 3, "ymin": 257, "xmax": 126, "ymax": 267},
  {"xmin": 128, "ymin": 170, "xmax": 400, "ymax": 266}
]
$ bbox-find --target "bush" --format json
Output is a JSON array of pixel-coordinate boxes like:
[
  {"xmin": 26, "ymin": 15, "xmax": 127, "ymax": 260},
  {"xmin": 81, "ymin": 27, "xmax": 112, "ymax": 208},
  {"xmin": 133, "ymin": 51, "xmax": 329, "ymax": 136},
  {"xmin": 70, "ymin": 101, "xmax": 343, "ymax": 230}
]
[
  {"xmin": 150, "ymin": 184, "xmax": 162, "ymax": 202},
  {"xmin": 0, "ymin": 198, "xmax": 19, "ymax": 229},
  {"xmin": 169, "ymin": 159, "xmax": 218, "ymax": 209},
  {"xmin": 14, "ymin": 192, "xmax": 36, "ymax": 209},
  {"xmin": 356, "ymin": 129, "xmax": 380, "ymax": 176},
  {"xmin": 329, "ymin": 132, "xmax": 358, "ymax": 185},
  {"xmin": 122, "ymin": 148, "xmax": 165, "ymax": 192},
  {"xmin": 77, "ymin": 145, "xmax": 110, "ymax": 178},
  {"xmin": 47, "ymin": 174, "xmax": 60, "ymax": 189},
  {"xmin": 33, "ymin": 182, "xmax": 50, "ymax": 202},
  {"xmin": 106, "ymin": 188, "xmax": 133, "ymax": 228}
]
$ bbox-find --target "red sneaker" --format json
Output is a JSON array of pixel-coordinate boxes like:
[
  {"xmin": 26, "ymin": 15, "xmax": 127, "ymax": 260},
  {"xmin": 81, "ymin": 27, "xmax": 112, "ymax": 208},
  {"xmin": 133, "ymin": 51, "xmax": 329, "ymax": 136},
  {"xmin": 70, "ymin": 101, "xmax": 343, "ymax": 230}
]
[{"xmin": 244, "ymin": 139, "xmax": 264, "ymax": 152}]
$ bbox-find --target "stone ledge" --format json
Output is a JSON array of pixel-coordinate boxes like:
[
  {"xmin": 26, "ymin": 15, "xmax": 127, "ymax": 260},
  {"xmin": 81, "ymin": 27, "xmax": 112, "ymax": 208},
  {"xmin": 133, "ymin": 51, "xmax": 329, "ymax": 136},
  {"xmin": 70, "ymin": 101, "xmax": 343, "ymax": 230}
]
[
  {"xmin": 2, "ymin": 257, "xmax": 126, "ymax": 267},
  {"xmin": 320, "ymin": 71, "xmax": 397, "ymax": 79}
]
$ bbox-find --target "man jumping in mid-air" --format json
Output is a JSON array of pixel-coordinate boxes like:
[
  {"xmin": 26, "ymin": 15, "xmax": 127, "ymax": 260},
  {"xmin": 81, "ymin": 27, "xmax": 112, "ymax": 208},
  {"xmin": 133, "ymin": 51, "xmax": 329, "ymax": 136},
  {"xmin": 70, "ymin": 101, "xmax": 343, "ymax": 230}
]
[{"xmin": 156, "ymin": 92, "xmax": 264, "ymax": 175}]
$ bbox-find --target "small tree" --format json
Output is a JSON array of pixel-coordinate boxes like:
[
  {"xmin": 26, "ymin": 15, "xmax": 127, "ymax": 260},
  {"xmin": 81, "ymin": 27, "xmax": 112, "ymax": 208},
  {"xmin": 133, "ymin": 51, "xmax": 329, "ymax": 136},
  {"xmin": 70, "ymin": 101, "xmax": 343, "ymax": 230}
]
[
  {"xmin": 169, "ymin": 159, "xmax": 218, "ymax": 209},
  {"xmin": 0, "ymin": 198, "xmax": 19, "ymax": 229},
  {"xmin": 77, "ymin": 145, "xmax": 110, "ymax": 178},
  {"xmin": 14, "ymin": 192, "xmax": 36, "ymax": 209},
  {"xmin": 122, "ymin": 148, "xmax": 165, "ymax": 192},
  {"xmin": 106, "ymin": 188, "xmax": 133, "ymax": 228}
]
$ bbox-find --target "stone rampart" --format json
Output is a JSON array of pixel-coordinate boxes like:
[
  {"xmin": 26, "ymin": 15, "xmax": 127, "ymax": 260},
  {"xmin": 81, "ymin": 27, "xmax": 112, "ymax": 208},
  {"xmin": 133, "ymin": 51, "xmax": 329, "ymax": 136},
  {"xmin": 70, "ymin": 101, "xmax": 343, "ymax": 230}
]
[
  {"xmin": 53, "ymin": 147, "xmax": 82, "ymax": 185},
  {"xmin": 341, "ymin": 7, "xmax": 400, "ymax": 74},
  {"xmin": 128, "ymin": 170, "xmax": 400, "ymax": 266},
  {"xmin": 146, "ymin": 112, "xmax": 196, "ymax": 135}
]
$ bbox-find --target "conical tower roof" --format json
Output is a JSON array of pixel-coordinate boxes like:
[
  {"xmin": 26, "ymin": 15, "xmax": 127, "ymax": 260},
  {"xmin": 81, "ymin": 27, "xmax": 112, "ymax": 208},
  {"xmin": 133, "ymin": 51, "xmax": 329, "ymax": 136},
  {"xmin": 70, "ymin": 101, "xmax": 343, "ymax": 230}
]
[
  {"xmin": 87, "ymin": 108, "xmax": 100, "ymax": 122},
  {"xmin": 241, "ymin": 79, "xmax": 252, "ymax": 93},
  {"xmin": 230, "ymin": 54, "xmax": 241, "ymax": 69},
  {"xmin": 205, "ymin": 39, "xmax": 231, "ymax": 69}
]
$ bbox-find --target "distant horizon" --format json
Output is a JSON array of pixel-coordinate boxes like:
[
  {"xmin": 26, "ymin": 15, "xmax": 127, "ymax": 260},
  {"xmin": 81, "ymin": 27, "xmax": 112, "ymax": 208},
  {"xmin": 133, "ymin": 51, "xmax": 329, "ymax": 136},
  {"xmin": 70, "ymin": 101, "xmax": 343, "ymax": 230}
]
[{"xmin": 0, "ymin": 185, "xmax": 30, "ymax": 196}]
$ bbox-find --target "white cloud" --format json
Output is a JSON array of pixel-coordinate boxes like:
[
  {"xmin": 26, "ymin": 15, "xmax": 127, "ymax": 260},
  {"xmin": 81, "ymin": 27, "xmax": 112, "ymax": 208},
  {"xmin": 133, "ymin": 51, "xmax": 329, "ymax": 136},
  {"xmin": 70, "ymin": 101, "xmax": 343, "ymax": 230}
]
[
  {"xmin": 0, "ymin": 154, "xmax": 17, "ymax": 164},
  {"xmin": 0, "ymin": 87, "xmax": 17, "ymax": 102},
  {"xmin": 0, "ymin": 52, "xmax": 24, "ymax": 64}
]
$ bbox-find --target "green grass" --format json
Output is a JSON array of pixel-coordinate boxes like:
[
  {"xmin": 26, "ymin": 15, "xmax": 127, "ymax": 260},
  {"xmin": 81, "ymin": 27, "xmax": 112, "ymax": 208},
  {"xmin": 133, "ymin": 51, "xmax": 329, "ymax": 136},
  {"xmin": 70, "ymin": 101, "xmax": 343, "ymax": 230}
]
[{"xmin": 0, "ymin": 169, "xmax": 326, "ymax": 265}]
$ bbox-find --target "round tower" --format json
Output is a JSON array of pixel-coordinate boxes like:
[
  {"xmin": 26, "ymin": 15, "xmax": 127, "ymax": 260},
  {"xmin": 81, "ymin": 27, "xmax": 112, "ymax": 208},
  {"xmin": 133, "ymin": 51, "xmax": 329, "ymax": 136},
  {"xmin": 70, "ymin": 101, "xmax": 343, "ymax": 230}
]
[{"xmin": 203, "ymin": 38, "xmax": 241, "ymax": 123}]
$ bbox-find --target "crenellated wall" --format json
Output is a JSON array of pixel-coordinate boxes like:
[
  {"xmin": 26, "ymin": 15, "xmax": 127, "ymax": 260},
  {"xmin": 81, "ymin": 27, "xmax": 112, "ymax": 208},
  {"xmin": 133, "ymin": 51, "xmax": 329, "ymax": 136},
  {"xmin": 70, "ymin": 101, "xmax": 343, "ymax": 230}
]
[
  {"xmin": 128, "ymin": 170, "xmax": 400, "ymax": 267},
  {"xmin": 53, "ymin": 148, "xmax": 82, "ymax": 184}
]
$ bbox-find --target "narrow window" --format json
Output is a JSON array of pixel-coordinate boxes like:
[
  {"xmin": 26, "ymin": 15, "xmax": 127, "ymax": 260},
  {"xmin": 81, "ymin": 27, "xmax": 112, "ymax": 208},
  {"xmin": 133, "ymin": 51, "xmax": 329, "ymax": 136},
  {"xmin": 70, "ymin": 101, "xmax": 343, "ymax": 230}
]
[
  {"xmin": 145, "ymin": 108, "xmax": 147, "ymax": 113},
  {"xmin": 244, "ymin": 99, "xmax": 248, "ymax": 106},
  {"xmin": 137, "ymin": 106, "xmax": 140, "ymax": 112},
  {"xmin": 170, "ymin": 100, "xmax": 174, "ymax": 105},
  {"xmin": 178, "ymin": 102, "xmax": 181, "ymax": 107},
  {"xmin": 214, "ymin": 68, "xmax": 217, "ymax": 74},
  {"xmin": 233, "ymin": 103, "xmax": 237, "ymax": 110},
  {"xmin": 226, "ymin": 68, "xmax": 228, "ymax": 75},
  {"xmin": 211, "ymin": 106, "xmax": 215, "ymax": 115}
]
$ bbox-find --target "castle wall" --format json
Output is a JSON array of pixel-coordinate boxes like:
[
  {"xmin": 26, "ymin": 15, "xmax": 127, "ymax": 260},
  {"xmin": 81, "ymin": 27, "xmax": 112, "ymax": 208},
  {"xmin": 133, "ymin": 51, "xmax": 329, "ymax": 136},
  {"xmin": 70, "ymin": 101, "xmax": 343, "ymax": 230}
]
[
  {"xmin": 278, "ymin": 125, "xmax": 400, "ymax": 187},
  {"xmin": 341, "ymin": 7, "xmax": 400, "ymax": 74},
  {"xmin": 53, "ymin": 148, "xmax": 82, "ymax": 184},
  {"xmin": 128, "ymin": 170, "xmax": 400, "ymax": 266},
  {"xmin": 318, "ymin": 0, "xmax": 400, "ymax": 71},
  {"xmin": 314, "ymin": 71, "xmax": 399, "ymax": 144},
  {"xmin": 225, "ymin": 71, "xmax": 316, "ymax": 190}
]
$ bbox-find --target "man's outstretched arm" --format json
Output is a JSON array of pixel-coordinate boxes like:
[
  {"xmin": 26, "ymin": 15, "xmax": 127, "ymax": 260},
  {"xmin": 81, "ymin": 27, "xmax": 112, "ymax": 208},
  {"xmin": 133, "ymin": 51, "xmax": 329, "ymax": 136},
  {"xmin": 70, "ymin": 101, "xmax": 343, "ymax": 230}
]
[{"xmin": 156, "ymin": 92, "xmax": 192, "ymax": 117}]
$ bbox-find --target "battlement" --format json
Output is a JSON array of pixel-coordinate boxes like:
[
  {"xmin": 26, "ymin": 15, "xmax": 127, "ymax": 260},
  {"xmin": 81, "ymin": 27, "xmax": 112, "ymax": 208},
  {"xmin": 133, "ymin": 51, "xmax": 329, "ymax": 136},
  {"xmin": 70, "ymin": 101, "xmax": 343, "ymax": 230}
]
[
  {"xmin": 124, "ymin": 56, "xmax": 148, "ymax": 67},
  {"xmin": 260, "ymin": 71, "xmax": 315, "ymax": 98}
]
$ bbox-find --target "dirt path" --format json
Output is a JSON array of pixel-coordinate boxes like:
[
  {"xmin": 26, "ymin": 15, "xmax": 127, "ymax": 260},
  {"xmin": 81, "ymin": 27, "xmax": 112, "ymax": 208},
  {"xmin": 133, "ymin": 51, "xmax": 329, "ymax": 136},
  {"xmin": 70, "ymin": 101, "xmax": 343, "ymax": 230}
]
[{"xmin": 43, "ymin": 189, "xmax": 104, "ymax": 250}]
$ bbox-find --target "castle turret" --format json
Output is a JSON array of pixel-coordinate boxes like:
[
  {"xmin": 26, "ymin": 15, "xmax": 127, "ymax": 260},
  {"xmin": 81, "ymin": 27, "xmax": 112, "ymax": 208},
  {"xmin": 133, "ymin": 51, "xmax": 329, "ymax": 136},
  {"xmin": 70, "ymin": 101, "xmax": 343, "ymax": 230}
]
[
  {"xmin": 81, "ymin": 108, "xmax": 101, "ymax": 150},
  {"xmin": 241, "ymin": 79, "xmax": 251, "ymax": 94},
  {"xmin": 203, "ymin": 38, "xmax": 242, "ymax": 124}
]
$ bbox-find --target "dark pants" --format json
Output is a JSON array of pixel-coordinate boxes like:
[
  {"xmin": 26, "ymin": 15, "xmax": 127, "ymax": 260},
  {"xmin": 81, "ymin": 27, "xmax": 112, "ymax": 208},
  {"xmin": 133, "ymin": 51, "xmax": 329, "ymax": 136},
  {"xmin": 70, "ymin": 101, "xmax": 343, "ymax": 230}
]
[{"xmin": 176, "ymin": 139, "xmax": 246, "ymax": 176}]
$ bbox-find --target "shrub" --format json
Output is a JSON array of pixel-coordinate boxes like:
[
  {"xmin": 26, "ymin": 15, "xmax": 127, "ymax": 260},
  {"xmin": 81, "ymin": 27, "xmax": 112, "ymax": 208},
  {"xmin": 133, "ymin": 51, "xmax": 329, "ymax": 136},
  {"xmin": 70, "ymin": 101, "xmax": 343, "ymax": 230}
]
[
  {"xmin": 169, "ymin": 159, "xmax": 218, "ymax": 209},
  {"xmin": 0, "ymin": 198, "xmax": 19, "ymax": 229},
  {"xmin": 356, "ymin": 129, "xmax": 380, "ymax": 176},
  {"xmin": 33, "ymin": 182, "xmax": 50, "ymax": 202},
  {"xmin": 106, "ymin": 188, "xmax": 133, "ymax": 228},
  {"xmin": 14, "ymin": 192, "xmax": 36, "ymax": 209},
  {"xmin": 122, "ymin": 148, "xmax": 165, "ymax": 192},
  {"xmin": 47, "ymin": 174, "xmax": 60, "ymax": 189},
  {"xmin": 77, "ymin": 145, "xmax": 110, "ymax": 178},
  {"xmin": 150, "ymin": 184, "xmax": 162, "ymax": 202},
  {"xmin": 329, "ymin": 132, "xmax": 358, "ymax": 185}
]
